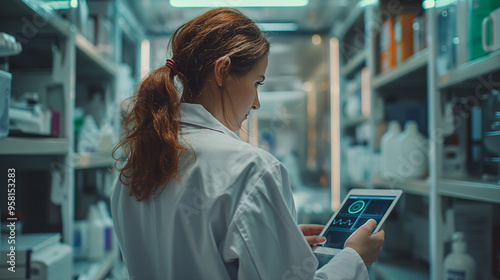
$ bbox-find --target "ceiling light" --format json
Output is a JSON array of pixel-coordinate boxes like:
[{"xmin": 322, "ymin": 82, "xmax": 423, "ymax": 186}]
[
  {"xmin": 312, "ymin": 34, "xmax": 321, "ymax": 45},
  {"xmin": 170, "ymin": 0, "xmax": 308, "ymax": 7},
  {"xmin": 258, "ymin": 23, "xmax": 299, "ymax": 32},
  {"xmin": 357, "ymin": 0, "xmax": 377, "ymax": 7},
  {"xmin": 422, "ymin": 0, "xmax": 456, "ymax": 9}
]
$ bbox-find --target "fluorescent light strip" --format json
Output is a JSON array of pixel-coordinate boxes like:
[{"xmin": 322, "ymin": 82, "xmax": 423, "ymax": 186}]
[
  {"xmin": 330, "ymin": 37, "xmax": 341, "ymax": 211},
  {"xmin": 170, "ymin": 0, "xmax": 308, "ymax": 7},
  {"xmin": 358, "ymin": 0, "xmax": 377, "ymax": 8},
  {"xmin": 423, "ymin": 0, "xmax": 456, "ymax": 9},
  {"xmin": 258, "ymin": 23, "xmax": 299, "ymax": 32}
]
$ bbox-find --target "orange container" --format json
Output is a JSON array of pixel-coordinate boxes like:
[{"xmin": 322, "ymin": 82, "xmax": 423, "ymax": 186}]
[
  {"xmin": 395, "ymin": 13, "xmax": 415, "ymax": 65},
  {"xmin": 380, "ymin": 18, "xmax": 396, "ymax": 73}
]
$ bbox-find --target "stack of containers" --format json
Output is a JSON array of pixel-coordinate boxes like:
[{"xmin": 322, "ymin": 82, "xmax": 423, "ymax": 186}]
[{"xmin": 381, "ymin": 120, "xmax": 428, "ymax": 180}]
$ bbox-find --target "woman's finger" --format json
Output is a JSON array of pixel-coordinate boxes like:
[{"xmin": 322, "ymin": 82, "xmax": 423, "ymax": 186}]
[{"xmin": 305, "ymin": 235, "xmax": 327, "ymax": 245}]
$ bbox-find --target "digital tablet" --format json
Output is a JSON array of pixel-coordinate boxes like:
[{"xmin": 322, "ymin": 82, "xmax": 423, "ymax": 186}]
[{"xmin": 313, "ymin": 189, "xmax": 402, "ymax": 267}]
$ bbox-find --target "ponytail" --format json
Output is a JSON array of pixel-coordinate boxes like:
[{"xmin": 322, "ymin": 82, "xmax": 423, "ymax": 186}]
[{"xmin": 113, "ymin": 65, "xmax": 186, "ymax": 201}]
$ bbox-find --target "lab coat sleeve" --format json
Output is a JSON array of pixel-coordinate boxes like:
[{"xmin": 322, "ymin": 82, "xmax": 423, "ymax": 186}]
[
  {"xmin": 221, "ymin": 162, "xmax": 369, "ymax": 280},
  {"xmin": 314, "ymin": 247, "xmax": 369, "ymax": 280}
]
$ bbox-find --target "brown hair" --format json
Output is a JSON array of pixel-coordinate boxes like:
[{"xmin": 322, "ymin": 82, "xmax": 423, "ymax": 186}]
[{"xmin": 113, "ymin": 8, "xmax": 270, "ymax": 201}]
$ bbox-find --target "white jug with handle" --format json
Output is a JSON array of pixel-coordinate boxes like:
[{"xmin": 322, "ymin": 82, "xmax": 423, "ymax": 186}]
[{"xmin": 482, "ymin": 8, "xmax": 500, "ymax": 53}]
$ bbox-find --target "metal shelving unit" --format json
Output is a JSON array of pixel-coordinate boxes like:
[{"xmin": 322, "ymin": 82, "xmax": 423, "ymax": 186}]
[
  {"xmin": 372, "ymin": 49, "xmax": 428, "ymax": 90},
  {"xmin": 76, "ymin": 33, "xmax": 117, "ymax": 78},
  {"xmin": 0, "ymin": 0, "xmax": 144, "ymax": 278},
  {"xmin": 439, "ymin": 178, "xmax": 500, "ymax": 204},
  {"xmin": 373, "ymin": 176, "xmax": 430, "ymax": 197},
  {"xmin": 438, "ymin": 49, "xmax": 500, "ymax": 89},
  {"xmin": 1, "ymin": 0, "xmax": 72, "ymax": 37},
  {"xmin": 341, "ymin": 51, "xmax": 366, "ymax": 77},
  {"xmin": 342, "ymin": 115, "xmax": 367, "ymax": 129},
  {"xmin": 337, "ymin": 4, "xmax": 365, "ymax": 39},
  {"xmin": 333, "ymin": 1, "xmax": 500, "ymax": 279},
  {"xmin": 0, "ymin": 137, "xmax": 70, "ymax": 155}
]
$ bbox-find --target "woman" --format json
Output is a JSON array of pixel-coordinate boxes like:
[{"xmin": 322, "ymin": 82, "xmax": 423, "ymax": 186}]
[{"xmin": 111, "ymin": 8, "xmax": 384, "ymax": 280}]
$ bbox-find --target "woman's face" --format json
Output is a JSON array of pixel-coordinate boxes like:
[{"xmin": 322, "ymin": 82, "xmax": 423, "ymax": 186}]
[{"xmin": 225, "ymin": 56, "xmax": 268, "ymax": 130}]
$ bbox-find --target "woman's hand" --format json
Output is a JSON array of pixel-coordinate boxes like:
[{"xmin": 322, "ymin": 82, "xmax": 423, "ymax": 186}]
[
  {"xmin": 344, "ymin": 219, "xmax": 385, "ymax": 267},
  {"xmin": 299, "ymin": 224, "xmax": 327, "ymax": 249}
]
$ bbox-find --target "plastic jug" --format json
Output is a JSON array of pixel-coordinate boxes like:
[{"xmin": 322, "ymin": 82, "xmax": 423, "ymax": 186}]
[
  {"xmin": 381, "ymin": 121, "xmax": 401, "ymax": 178},
  {"xmin": 397, "ymin": 121, "xmax": 428, "ymax": 179}
]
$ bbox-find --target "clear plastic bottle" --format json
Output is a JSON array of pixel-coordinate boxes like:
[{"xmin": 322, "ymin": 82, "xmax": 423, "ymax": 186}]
[{"xmin": 444, "ymin": 232, "xmax": 476, "ymax": 280}]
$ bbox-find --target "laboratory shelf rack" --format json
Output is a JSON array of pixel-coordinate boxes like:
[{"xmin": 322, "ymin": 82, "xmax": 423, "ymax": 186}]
[
  {"xmin": 0, "ymin": 0, "xmax": 145, "ymax": 278},
  {"xmin": 439, "ymin": 178, "xmax": 500, "ymax": 204},
  {"xmin": 438, "ymin": 49, "xmax": 500, "ymax": 89},
  {"xmin": 341, "ymin": 50, "xmax": 366, "ymax": 78},
  {"xmin": 372, "ymin": 176, "xmax": 430, "ymax": 197},
  {"xmin": 372, "ymin": 49, "xmax": 429, "ymax": 91},
  {"xmin": 342, "ymin": 115, "xmax": 368, "ymax": 129},
  {"xmin": 332, "ymin": 1, "xmax": 500, "ymax": 279},
  {"xmin": 76, "ymin": 33, "xmax": 117, "ymax": 79},
  {"xmin": 0, "ymin": 137, "xmax": 70, "ymax": 155}
]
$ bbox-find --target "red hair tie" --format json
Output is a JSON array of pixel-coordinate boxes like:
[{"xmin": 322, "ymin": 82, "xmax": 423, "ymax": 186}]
[{"xmin": 166, "ymin": 59, "xmax": 178, "ymax": 75}]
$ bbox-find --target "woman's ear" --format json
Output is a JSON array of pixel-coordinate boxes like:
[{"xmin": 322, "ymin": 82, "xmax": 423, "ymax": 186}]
[{"xmin": 214, "ymin": 56, "xmax": 231, "ymax": 87}]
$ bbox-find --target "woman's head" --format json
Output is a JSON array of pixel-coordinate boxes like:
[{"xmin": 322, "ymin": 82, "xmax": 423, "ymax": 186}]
[
  {"xmin": 114, "ymin": 8, "xmax": 270, "ymax": 201},
  {"xmin": 171, "ymin": 8, "xmax": 270, "ymax": 130}
]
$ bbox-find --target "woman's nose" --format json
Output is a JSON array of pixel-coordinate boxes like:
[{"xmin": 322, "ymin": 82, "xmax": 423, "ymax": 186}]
[{"xmin": 252, "ymin": 94, "xmax": 260, "ymax": 110}]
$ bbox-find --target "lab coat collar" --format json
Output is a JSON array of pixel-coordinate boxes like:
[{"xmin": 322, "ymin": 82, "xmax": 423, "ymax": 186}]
[{"xmin": 180, "ymin": 102, "xmax": 241, "ymax": 141}]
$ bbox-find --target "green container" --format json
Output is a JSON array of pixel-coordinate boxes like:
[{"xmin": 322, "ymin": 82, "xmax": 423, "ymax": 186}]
[{"xmin": 469, "ymin": 0, "xmax": 500, "ymax": 60}]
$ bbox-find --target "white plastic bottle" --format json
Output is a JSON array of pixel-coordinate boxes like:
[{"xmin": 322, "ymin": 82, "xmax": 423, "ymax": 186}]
[
  {"xmin": 381, "ymin": 121, "xmax": 401, "ymax": 178},
  {"xmin": 397, "ymin": 121, "xmax": 428, "ymax": 179},
  {"xmin": 87, "ymin": 204, "xmax": 105, "ymax": 260},
  {"xmin": 444, "ymin": 232, "xmax": 476, "ymax": 280},
  {"xmin": 97, "ymin": 200, "xmax": 114, "ymax": 252}
]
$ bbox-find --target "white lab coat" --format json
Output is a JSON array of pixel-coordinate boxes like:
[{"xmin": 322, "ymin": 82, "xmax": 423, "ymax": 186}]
[{"xmin": 110, "ymin": 103, "xmax": 368, "ymax": 280}]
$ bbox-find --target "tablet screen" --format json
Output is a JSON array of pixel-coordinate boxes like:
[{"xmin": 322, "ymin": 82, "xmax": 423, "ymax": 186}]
[{"xmin": 319, "ymin": 195, "xmax": 396, "ymax": 249}]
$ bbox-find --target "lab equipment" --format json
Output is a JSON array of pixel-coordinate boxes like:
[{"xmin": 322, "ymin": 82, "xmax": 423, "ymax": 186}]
[{"xmin": 0, "ymin": 233, "xmax": 73, "ymax": 280}]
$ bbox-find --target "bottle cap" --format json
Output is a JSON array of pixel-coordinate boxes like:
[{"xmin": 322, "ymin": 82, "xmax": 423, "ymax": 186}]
[
  {"xmin": 389, "ymin": 121, "xmax": 401, "ymax": 132},
  {"xmin": 452, "ymin": 231, "xmax": 467, "ymax": 253}
]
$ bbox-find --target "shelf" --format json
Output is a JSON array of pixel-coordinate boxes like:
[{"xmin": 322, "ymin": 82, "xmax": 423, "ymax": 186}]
[
  {"xmin": 372, "ymin": 256, "xmax": 429, "ymax": 280},
  {"xmin": 346, "ymin": 179, "xmax": 370, "ymax": 189},
  {"xmin": 438, "ymin": 50, "xmax": 500, "ymax": 89},
  {"xmin": 0, "ymin": 0, "xmax": 74, "ymax": 69},
  {"xmin": 342, "ymin": 115, "xmax": 367, "ymax": 129},
  {"xmin": 373, "ymin": 176, "xmax": 429, "ymax": 196},
  {"xmin": 439, "ymin": 178, "xmax": 500, "ymax": 203},
  {"xmin": 76, "ymin": 33, "xmax": 117, "ymax": 79},
  {"xmin": 0, "ymin": 137, "xmax": 69, "ymax": 155},
  {"xmin": 73, "ymin": 251, "xmax": 116, "ymax": 280},
  {"xmin": 373, "ymin": 49, "xmax": 428, "ymax": 91},
  {"xmin": 0, "ymin": 0, "xmax": 72, "ymax": 38},
  {"xmin": 342, "ymin": 51, "xmax": 366, "ymax": 78},
  {"xmin": 73, "ymin": 152, "xmax": 114, "ymax": 170},
  {"xmin": 337, "ymin": 4, "xmax": 365, "ymax": 39}
]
